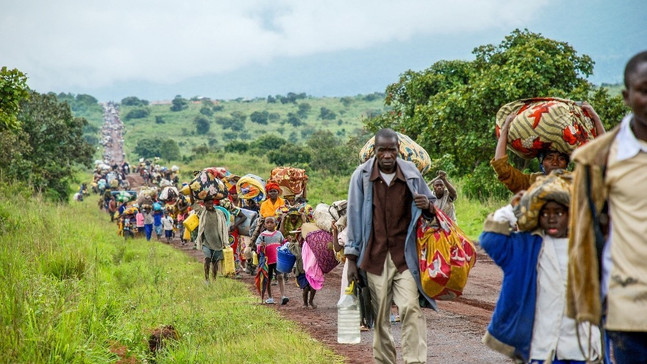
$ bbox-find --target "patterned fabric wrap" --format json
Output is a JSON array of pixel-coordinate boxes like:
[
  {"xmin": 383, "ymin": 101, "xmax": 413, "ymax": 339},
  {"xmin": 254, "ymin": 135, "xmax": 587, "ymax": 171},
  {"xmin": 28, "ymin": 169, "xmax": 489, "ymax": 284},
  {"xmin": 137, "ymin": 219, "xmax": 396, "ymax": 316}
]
[
  {"xmin": 188, "ymin": 169, "xmax": 228, "ymax": 201},
  {"xmin": 359, "ymin": 132, "xmax": 432, "ymax": 175},
  {"xmin": 304, "ymin": 229, "xmax": 339, "ymax": 274},
  {"xmin": 417, "ymin": 207, "xmax": 477, "ymax": 300},
  {"xmin": 514, "ymin": 170, "xmax": 572, "ymax": 232},
  {"xmin": 268, "ymin": 167, "xmax": 308, "ymax": 197},
  {"xmin": 496, "ymin": 97, "xmax": 598, "ymax": 160},
  {"xmin": 236, "ymin": 174, "xmax": 266, "ymax": 203}
]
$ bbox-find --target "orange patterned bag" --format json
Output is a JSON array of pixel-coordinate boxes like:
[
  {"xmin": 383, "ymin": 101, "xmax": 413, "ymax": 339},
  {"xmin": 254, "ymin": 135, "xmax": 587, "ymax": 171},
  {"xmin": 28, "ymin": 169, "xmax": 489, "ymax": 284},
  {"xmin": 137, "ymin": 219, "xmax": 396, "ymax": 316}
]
[{"xmin": 417, "ymin": 207, "xmax": 477, "ymax": 300}]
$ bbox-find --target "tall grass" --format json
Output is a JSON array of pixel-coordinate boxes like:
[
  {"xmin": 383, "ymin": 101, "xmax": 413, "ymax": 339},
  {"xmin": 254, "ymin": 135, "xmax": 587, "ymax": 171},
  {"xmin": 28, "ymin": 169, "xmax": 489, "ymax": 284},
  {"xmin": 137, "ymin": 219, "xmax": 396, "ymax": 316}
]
[{"xmin": 0, "ymin": 181, "xmax": 343, "ymax": 363}]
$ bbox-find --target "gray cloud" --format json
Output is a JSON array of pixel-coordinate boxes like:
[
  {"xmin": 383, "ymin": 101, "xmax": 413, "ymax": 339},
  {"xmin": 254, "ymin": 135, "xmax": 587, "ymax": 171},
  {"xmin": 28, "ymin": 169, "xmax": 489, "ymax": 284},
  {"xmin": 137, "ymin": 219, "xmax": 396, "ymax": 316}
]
[{"xmin": 1, "ymin": 0, "xmax": 548, "ymax": 91}]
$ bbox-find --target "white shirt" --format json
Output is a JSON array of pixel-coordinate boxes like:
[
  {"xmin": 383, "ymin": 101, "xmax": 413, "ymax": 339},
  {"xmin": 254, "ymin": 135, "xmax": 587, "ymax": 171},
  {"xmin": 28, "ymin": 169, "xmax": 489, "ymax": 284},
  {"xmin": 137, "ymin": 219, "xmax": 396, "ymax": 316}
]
[
  {"xmin": 379, "ymin": 171, "xmax": 396, "ymax": 186},
  {"xmin": 530, "ymin": 236, "xmax": 601, "ymax": 361},
  {"xmin": 162, "ymin": 216, "xmax": 174, "ymax": 230}
]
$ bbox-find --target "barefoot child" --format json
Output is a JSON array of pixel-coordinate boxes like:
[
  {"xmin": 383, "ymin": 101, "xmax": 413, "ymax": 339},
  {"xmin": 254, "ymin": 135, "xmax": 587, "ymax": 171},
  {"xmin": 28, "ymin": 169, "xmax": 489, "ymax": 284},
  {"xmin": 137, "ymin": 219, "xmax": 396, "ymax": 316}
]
[
  {"xmin": 480, "ymin": 171, "xmax": 601, "ymax": 363},
  {"xmin": 255, "ymin": 216, "xmax": 288, "ymax": 304},
  {"xmin": 288, "ymin": 232, "xmax": 317, "ymax": 309}
]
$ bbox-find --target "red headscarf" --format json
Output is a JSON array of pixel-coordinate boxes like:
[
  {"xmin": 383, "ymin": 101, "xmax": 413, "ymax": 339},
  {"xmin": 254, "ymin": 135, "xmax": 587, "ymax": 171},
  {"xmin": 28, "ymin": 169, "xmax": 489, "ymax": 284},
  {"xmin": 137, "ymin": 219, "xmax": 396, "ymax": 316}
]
[
  {"xmin": 265, "ymin": 182, "xmax": 281, "ymax": 194},
  {"xmin": 228, "ymin": 185, "xmax": 237, "ymax": 195}
]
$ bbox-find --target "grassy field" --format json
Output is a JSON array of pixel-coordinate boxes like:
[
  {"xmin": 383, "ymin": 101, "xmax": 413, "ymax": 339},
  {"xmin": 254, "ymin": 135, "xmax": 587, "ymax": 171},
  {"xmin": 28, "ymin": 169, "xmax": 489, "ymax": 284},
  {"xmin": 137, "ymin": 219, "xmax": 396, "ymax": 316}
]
[{"xmin": 0, "ymin": 181, "xmax": 344, "ymax": 363}]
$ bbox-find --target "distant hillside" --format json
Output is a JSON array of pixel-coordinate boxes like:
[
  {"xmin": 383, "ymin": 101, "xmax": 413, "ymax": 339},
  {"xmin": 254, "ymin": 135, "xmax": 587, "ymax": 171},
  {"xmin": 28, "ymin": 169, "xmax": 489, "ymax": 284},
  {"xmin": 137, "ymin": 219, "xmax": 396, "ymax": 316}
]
[{"xmin": 117, "ymin": 93, "xmax": 386, "ymax": 160}]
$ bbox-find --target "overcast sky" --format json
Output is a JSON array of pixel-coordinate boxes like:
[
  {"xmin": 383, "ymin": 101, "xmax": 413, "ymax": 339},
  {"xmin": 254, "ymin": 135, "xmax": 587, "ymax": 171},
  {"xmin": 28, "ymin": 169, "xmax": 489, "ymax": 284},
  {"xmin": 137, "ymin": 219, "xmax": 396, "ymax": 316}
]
[{"xmin": 2, "ymin": 0, "xmax": 645, "ymax": 102}]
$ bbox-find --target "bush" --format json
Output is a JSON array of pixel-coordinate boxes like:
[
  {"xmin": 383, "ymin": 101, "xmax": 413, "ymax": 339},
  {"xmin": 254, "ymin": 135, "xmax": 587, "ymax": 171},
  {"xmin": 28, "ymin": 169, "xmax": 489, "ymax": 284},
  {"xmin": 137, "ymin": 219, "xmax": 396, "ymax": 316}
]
[{"xmin": 124, "ymin": 107, "xmax": 150, "ymax": 120}]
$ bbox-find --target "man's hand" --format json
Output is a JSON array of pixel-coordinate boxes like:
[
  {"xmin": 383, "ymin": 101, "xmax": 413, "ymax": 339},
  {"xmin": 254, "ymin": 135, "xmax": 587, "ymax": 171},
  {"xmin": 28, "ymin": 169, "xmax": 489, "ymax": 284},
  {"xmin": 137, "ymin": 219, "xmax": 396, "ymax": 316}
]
[
  {"xmin": 347, "ymin": 259, "xmax": 359, "ymax": 283},
  {"xmin": 414, "ymin": 193, "xmax": 430, "ymax": 210},
  {"xmin": 437, "ymin": 170, "xmax": 447, "ymax": 180}
]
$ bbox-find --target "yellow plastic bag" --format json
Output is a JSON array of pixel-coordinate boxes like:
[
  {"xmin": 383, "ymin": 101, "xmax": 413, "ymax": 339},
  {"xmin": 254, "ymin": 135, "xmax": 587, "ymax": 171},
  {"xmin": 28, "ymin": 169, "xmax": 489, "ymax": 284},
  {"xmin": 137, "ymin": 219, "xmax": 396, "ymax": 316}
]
[
  {"xmin": 417, "ymin": 207, "xmax": 477, "ymax": 300},
  {"xmin": 222, "ymin": 247, "xmax": 235, "ymax": 276},
  {"xmin": 183, "ymin": 213, "xmax": 199, "ymax": 232}
]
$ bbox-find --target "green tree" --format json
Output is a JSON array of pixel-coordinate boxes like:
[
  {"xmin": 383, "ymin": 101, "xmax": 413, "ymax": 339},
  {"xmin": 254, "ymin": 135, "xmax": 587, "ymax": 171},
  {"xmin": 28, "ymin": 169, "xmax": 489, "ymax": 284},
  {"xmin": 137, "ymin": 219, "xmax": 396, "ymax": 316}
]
[
  {"xmin": 155, "ymin": 115, "xmax": 165, "ymax": 124},
  {"xmin": 124, "ymin": 107, "xmax": 150, "ymax": 120},
  {"xmin": 134, "ymin": 138, "xmax": 163, "ymax": 159},
  {"xmin": 365, "ymin": 29, "xmax": 626, "ymax": 199},
  {"xmin": 225, "ymin": 140, "xmax": 249, "ymax": 153},
  {"xmin": 194, "ymin": 116, "xmax": 211, "ymax": 134},
  {"xmin": 200, "ymin": 106, "xmax": 213, "ymax": 116},
  {"xmin": 297, "ymin": 102, "xmax": 312, "ymax": 118},
  {"xmin": 307, "ymin": 130, "xmax": 354, "ymax": 174},
  {"xmin": 250, "ymin": 110, "xmax": 269, "ymax": 125},
  {"xmin": 160, "ymin": 139, "xmax": 181, "ymax": 161},
  {"xmin": 5, "ymin": 92, "xmax": 93, "ymax": 201},
  {"xmin": 170, "ymin": 95, "xmax": 189, "ymax": 112},
  {"xmin": 250, "ymin": 134, "xmax": 288, "ymax": 156},
  {"xmin": 121, "ymin": 96, "xmax": 148, "ymax": 106},
  {"xmin": 285, "ymin": 112, "xmax": 303, "ymax": 127},
  {"xmin": 267, "ymin": 143, "xmax": 311, "ymax": 165},
  {"xmin": 0, "ymin": 67, "xmax": 30, "ymax": 130},
  {"xmin": 319, "ymin": 107, "xmax": 337, "ymax": 120}
]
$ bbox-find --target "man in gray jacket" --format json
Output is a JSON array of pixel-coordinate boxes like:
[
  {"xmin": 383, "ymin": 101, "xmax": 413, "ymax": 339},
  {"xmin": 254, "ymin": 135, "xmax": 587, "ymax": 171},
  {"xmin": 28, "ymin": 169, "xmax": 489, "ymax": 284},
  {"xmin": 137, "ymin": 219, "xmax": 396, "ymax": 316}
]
[{"xmin": 345, "ymin": 128, "xmax": 437, "ymax": 364}]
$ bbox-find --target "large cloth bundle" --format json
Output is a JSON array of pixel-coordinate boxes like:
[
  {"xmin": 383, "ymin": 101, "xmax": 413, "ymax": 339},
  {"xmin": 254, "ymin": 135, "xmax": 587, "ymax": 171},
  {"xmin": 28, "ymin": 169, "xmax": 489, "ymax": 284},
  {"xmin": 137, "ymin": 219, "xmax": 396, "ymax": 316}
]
[
  {"xmin": 188, "ymin": 169, "xmax": 228, "ymax": 201},
  {"xmin": 417, "ymin": 207, "xmax": 477, "ymax": 300},
  {"xmin": 359, "ymin": 132, "xmax": 431, "ymax": 175},
  {"xmin": 304, "ymin": 228, "xmax": 338, "ymax": 274},
  {"xmin": 268, "ymin": 167, "xmax": 308, "ymax": 197},
  {"xmin": 236, "ymin": 174, "xmax": 266, "ymax": 203},
  {"xmin": 496, "ymin": 97, "xmax": 598, "ymax": 159},
  {"xmin": 313, "ymin": 200, "xmax": 347, "ymax": 232},
  {"xmin": 514, "ymin": 170, "xmax": 572, "ymax": 232}
]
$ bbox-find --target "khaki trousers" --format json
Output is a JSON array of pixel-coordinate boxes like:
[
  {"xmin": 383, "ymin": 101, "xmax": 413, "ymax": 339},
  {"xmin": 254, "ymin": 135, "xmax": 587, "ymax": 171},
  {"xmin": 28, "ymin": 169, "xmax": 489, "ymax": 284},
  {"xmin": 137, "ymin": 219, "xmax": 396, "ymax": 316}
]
[{"xmin": 367, "ymin": 252, "xmax": 427, "ymax": 364}]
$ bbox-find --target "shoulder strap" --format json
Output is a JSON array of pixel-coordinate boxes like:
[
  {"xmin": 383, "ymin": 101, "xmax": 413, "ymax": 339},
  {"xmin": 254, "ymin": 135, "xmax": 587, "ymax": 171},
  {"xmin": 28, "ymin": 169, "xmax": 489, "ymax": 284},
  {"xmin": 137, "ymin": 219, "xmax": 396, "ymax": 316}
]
[{"xmin": 584, "ymin": 166, "xmax": 606, "ymax": 280}]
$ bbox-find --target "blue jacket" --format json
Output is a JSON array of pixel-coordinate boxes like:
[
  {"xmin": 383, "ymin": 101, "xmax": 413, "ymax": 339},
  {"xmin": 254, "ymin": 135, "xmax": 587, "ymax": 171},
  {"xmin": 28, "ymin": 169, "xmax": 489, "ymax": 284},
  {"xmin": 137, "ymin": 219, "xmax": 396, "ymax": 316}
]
[
  {"xmin": 479, "ymin": 217, "xmax": 543, "ymax": 363},
  {"xmin": 344, "ymin": 157, "xmax": 437, "ymax": 309}
]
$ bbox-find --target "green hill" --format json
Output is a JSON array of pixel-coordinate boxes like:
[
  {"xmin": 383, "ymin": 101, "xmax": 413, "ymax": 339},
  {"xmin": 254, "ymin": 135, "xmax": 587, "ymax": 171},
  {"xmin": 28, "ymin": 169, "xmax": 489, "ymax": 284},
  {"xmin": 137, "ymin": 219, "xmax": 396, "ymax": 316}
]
[{"xmin": 118, "ymin": 93, "xmax": 386, "ymax": 160}]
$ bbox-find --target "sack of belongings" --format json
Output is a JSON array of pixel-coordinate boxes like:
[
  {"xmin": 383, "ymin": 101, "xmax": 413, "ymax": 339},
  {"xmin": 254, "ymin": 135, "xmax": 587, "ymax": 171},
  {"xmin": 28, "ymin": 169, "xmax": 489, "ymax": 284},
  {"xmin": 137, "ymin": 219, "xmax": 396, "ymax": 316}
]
[
  {"xmin": 495, "ymin": 97, "xmax": 599, "ymax": 159},
  {"xmin": 359, "ymin": 132, "xmax": 431, "ymax": 175},
  {"xmin": 188, "ymin": 169, "xmax": 228, "ymax": 201},
  {"xmin": 268, "ymin": 167, "xmax": 308, "ymax": 197}
]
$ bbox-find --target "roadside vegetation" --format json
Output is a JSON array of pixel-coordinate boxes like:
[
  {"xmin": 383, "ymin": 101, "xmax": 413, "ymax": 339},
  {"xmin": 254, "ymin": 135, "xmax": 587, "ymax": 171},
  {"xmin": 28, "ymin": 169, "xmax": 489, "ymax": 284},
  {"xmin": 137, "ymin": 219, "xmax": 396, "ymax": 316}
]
[{"xmin": 0, "ymin": 182, "xmax": 344, "ymax": 363}]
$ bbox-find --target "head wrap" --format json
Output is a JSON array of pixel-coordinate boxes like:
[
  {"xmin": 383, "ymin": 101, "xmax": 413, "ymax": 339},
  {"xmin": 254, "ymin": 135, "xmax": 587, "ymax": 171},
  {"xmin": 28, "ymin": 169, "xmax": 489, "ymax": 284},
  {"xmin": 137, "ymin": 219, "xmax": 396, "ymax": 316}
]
[
  {"xmin": 265, "ymin": 182, "xmax": 281, "ymax": 194},
  {"xmin": 514, "ymin": 169, "xmax": 572, "ymax": 231},
  {"xmin": 228, "ymin": 185, "xmax": 237, "ymax": 194}
]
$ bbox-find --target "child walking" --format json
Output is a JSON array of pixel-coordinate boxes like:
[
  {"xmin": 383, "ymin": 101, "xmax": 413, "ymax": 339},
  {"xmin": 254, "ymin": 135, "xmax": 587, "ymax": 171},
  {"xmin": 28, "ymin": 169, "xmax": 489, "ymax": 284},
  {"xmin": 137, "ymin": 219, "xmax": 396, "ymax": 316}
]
[
  {"xmin": 288, "ymin": 232, "xmax": 317, "ymax": 309},
  {"xmin": 255, "ymin": 217, "xmax": 288, "ymax": 305},
  {"xmin": 161, "ymin": 212, "xmax": 174, "ymax": 244},
  {"xmin": 480, "ymin": 171, "xmax": 601, "ymax": 363}
]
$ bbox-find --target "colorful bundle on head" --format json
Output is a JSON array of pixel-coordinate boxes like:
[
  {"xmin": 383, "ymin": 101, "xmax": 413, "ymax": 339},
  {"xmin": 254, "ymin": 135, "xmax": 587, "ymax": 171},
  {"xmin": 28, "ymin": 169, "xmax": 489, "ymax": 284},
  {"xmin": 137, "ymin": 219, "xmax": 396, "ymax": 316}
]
[
  {"xmin": 188, "ymin": 169, "xmax": 228, "ymax": 201},
  {"xmin": 496, "ymin": 97, "xmax": 598, "ymax": 160},
  {"xmin": 236, "ymin": 174, "xmax": 266, "ymax": 203},
  {"xmin": 359, "ymin": 132, "xmax": 431, "ymax": 175},
  {"xmin": 268, "ymin": 167, "xmax": 308, "ymax": 197},
  {"xmin": 514, "ymin": 170, "xmax": 573, "ymax": 231}
]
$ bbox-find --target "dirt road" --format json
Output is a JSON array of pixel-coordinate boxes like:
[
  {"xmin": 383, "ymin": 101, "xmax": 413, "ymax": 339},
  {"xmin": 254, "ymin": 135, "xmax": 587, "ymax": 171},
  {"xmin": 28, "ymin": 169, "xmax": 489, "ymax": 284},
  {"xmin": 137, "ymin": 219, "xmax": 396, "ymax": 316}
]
[{"xmin": 162, "ymin": 231, "xmax": 511, "ymax": 364}]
